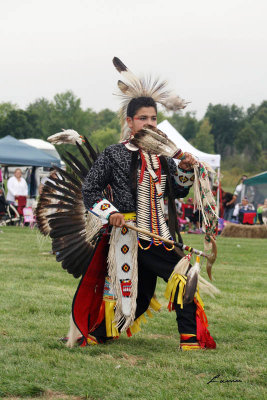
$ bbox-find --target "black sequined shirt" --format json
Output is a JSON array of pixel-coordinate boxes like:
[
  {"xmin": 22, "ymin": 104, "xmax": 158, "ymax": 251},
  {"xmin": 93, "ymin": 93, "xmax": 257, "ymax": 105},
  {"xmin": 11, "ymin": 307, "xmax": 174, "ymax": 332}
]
[{"xmin": 82, "ymin": 143, "xmax": 189, "ymax": 213}]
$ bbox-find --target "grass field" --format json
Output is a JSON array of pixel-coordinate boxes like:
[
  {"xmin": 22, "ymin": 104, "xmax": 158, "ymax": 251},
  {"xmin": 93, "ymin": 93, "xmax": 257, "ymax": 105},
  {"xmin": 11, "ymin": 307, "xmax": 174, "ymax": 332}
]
[{"xmin": 0, "ymin": 226, "xmax": 266, "ymax": 400}]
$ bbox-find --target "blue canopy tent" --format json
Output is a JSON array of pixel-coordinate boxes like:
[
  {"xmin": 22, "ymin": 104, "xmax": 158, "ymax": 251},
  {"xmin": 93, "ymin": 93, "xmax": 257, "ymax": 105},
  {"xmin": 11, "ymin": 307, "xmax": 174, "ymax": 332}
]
[
  {"xmin": 0, "ymin": 135, "xmax": 61, "ymax": 196},
  {"xmin": 0, "ymin": 135, "xmax": 61, "ymax": 167}
]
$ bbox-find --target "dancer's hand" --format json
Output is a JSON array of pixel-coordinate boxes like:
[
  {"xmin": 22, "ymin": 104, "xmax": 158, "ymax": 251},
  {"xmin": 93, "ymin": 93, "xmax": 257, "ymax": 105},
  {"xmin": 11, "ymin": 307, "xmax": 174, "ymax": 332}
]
[
  {"xmin": 179, "ymin": 152, "xmax": 197, "ymax": 170},
  {"xmin": 109, "ymin": 213, "xmax": 125, "ymax": 227}
]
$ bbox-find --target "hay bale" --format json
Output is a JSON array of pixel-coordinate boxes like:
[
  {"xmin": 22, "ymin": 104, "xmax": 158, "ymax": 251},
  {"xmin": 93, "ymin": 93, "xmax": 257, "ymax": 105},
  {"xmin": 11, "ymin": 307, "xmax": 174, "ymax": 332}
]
[{"xmin": 221, "ymin": 223, "xmax": 267, "ymax": 238}]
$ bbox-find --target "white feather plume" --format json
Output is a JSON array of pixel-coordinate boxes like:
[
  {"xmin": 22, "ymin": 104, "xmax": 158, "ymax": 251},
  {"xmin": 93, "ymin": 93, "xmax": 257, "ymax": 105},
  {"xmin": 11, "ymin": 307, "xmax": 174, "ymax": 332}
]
[
  {"xmin": 48, "ymin": 129, "xmax": 83, "ymax": 145},
  {"xmin": 160, "ymin": 95, "xmax": 189, "ymax": 111}
]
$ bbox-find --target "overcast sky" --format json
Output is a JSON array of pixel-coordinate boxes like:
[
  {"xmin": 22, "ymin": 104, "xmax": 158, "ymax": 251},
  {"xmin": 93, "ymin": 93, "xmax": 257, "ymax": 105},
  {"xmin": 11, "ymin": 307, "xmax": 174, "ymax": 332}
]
[{"xmin": 1, "ymin": 0, "xmax": 266, "ymax": 117}]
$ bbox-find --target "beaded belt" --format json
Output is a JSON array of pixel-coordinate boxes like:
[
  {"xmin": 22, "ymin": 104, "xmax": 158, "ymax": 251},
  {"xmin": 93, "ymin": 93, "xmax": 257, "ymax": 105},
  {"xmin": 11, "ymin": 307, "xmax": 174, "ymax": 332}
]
[
  {"xmin": 122, "ymin": 212, "xmax": 136, "ymax": 222},
  {"xmin": 121, "ymin": 212, "xmax": 174, "ymax": 251}
]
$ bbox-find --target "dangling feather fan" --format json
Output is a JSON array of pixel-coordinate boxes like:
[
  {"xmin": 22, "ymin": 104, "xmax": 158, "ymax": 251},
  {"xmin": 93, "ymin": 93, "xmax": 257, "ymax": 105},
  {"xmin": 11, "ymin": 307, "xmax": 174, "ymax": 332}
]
[{"xmin": 112, "ymin": 57, "xmax": 189, "ymax": 140}]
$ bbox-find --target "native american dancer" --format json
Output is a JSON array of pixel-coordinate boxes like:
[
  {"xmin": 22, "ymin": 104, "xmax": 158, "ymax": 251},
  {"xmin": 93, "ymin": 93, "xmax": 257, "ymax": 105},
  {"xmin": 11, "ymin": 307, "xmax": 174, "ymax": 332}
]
[{"xmin": 37, "ymin": 57, "xmax": 219, "ymax": 351}]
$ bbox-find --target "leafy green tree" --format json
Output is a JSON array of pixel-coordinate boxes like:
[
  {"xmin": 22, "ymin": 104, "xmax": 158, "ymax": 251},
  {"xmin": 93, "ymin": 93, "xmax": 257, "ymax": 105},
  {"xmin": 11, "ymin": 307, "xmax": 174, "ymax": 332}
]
[
  {"xmin": 95, "ymin": 109, "xmax": 118, "ymax": 128},
  {"xmin": 88, "ymin": 108, "xmax": 120, "ymax": 136},
  {"xmin": 50, "ymin": 91, "xmax": 86, "ymax": 134},
  {"xmin": 167, "ymin": 111, "xmax": 199, "ymax": 141},
  {"xmin": 90, "ymin": 128, "xmax": 120, "ymax": 152},
  {"xmin": 0, "ymin": 102, "xmax": 18, "ymax": 119},
  {"xmin": 156, "ymin": 111, "xmax": 167, "ymax": 124},
  {"xmin": 191, "ymin": 118, "xmax": 214, "ymax": 153},
  {"xmin": 245, "ymin": 101, "xmax": 267, "ymax": 151},
  {"xmin": 0, "ymin": 109, "xmax": 37, "ymax": 139},
  {"xmin": 205, "ymin": 104, "xmax": 245, "ymax": 157},
  {"xmin": 234, "ymin": 124, "xmax": 258, "ymax": 155},
  {"xmin": 27, "ymin": 98, "xmax": 54, "ymax": 139},
  {"xmin": 231, "ymin": 100, "xmax": 267, "ymax": 171}
]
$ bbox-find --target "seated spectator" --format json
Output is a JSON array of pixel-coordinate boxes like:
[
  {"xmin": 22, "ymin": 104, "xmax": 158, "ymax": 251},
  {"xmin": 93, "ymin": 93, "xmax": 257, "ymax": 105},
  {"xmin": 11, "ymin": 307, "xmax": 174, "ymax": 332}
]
[
  {"xmin": 233, "ymin": 197, "xmax": 255, "ymax": 224},
  {"xmin": 6, "ymin": 168, "xmax": 28, "ymax": 205},
  {"xmin": 39, "ymin": 168, "xmax": 58, "ymax": 195}
]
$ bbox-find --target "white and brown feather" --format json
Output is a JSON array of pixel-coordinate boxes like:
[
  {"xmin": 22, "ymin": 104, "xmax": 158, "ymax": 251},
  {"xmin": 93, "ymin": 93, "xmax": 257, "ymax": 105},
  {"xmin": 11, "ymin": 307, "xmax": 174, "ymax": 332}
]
[
  {"xmin": 36, "ymin": 137, "xmax": 103, "ymax": 278},
  {"xmin": 48, "ymin": 129, "xmax": 83, "ymax": 145},
  {"xmin": 130, "ymin": 125, "xmax": 180, "ymax": 158}
]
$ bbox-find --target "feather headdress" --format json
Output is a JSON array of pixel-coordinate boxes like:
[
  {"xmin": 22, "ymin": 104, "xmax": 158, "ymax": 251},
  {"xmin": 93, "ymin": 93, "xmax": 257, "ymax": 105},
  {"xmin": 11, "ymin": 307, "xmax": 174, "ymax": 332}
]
[{"xmin": 113, "ymin": 57, "xmax": 188, "ymax": 140}]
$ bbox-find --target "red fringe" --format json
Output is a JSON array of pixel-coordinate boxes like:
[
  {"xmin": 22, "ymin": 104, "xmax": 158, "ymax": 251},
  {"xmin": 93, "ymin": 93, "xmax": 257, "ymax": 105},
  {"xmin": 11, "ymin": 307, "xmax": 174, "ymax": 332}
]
[
  {"xmin": 139, "ymin": 151, "xmax": 147, "ymax": 184},
  {"xmin": 195, "ymin": 300, "xmax": 216, "ymax": 349},
  {"xmin": 94, "ymin": 300, "xmax": 105, "ymax": 328},
  {"xmin": 167, "ymin": 301, "xmax": 175, "ymax": 312},
  {"xmin": 80, "ymin": 338, "xmax": 87, "ymax": 347},
  {"xmin": 156, "ymin": 156, "xmax": 161, "ymax": 184},
  {"xmin": 139, "ymin": 152, "xmax": 162, "ymax": 185},
  {"xmin": 126, "ymin": 328, "xmax": 132, "ymax": 337}
]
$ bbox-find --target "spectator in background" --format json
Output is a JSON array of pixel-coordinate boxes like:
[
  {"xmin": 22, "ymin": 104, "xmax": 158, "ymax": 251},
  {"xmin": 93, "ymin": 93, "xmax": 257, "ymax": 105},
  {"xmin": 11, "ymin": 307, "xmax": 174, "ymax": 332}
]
[
  {"xmin": 222, "ymin": 190, "xmax": 235, "ymax": 221},
  {"xmin": 220, "ymin": 175, "xmax": 248, "ymax": 219},
  {"xmin": 181, "ymin": 198, "xmax": 202, "ymax": 233},
  {"xmin": 6, "ymin": 168, "xmax": 28, "ymax": 205},
  {"xmin": 233, "ymin": 175, "xmax": 248, "ymax": 203},
  {"xmin": 175, "ymin": 198, "xmax": 183, "ymax": 214},
  {"xmin": 233, "ymin": 197, "xmax": 255, "ymax": 223},
  {"xmin": 39, "ymin": 168, "xmax": 58, "ymax": 195}
]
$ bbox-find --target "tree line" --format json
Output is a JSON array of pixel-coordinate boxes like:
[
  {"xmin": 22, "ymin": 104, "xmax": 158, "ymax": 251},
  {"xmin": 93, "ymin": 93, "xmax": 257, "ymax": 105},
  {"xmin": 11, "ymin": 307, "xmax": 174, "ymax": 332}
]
[{"xmin": 0, "ymin": 91, "xmax": 266, "ymax": 172}]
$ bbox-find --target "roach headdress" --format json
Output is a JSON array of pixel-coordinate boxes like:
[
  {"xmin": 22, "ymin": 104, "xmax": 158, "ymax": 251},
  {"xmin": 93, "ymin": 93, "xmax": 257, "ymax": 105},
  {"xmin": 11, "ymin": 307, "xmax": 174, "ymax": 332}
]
[{"xmin": 112, "ymin": 57, "xmax": 188, "ymax": 140}]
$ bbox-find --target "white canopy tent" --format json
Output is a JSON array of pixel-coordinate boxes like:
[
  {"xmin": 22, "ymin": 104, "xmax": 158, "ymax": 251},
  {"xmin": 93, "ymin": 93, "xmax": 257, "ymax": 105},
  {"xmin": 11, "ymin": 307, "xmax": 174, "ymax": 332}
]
[{"xmin": 157, "ymin": 120, "xmax": 221, "ymax": 170}]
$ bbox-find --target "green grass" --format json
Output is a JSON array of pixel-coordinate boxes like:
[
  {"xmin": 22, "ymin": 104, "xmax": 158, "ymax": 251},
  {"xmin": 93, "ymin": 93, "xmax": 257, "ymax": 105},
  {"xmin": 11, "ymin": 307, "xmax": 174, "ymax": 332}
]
[{"xmin": 0, "ymin": 227, "xmax": 266, "ymax": 400}]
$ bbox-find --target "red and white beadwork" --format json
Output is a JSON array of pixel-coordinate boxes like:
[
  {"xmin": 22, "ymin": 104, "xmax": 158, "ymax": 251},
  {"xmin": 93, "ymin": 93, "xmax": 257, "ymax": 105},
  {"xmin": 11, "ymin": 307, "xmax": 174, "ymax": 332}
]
[
  {"xmin": 91, "ymin": 198, "xmax": 119, "ymax": 220},
  {"xmin": 108, "ymin": 220, "xmax": 138, "ymax": 330}
]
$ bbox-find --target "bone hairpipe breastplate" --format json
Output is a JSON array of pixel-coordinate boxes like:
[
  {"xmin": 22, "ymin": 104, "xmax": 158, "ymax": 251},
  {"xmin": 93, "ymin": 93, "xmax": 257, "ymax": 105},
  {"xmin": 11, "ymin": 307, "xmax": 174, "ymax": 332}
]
[{"xmin": 137, "ymin": 167, "xmax": 171, "ymax": 242}]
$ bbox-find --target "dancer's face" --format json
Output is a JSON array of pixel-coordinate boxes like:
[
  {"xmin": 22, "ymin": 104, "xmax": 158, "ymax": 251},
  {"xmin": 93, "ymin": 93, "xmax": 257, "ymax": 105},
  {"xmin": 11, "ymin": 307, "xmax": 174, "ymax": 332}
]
[{"xmin": 126, "ymin": 107, "xmax": 157, "ymax": 134}]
